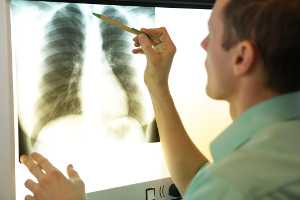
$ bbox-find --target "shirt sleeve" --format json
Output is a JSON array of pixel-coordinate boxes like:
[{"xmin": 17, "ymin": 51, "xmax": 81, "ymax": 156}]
[{"xmin": 184, "ymin": 164, "xmax": 245, "ymax": 200}]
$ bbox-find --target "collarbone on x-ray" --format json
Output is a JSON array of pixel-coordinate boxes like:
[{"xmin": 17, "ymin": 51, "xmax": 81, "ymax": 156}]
[{"xmin": 13, "ymin": 2, "xmax": 159, "ymax": 155}]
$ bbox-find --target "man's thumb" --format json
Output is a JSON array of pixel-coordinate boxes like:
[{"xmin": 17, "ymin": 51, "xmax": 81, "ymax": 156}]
[{"xmin": 67, "ymin": 164, "xmax": 80, "ymax": 179}]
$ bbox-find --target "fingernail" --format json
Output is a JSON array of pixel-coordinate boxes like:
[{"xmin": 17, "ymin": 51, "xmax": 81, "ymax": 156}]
[{"xmin": 69, "ymin": 164, "xmax": 73, "ymax": 169}]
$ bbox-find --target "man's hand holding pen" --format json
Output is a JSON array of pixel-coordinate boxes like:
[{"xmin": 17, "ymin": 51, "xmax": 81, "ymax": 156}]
[{"xmin": 132, "ymin": 27, "xmax": 176, "ymax": 94}]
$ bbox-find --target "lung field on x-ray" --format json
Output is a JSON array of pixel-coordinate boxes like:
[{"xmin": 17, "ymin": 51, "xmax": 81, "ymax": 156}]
[
  {"xmin": 17, "ymin": 3, "xmax": 159, "ymax": 155},
  {"xmin": 100, "ymin": 7, "xmax": 144, "ymax": 127},
  {"xmin": 30, "ymin": 4, "xmax": 85, "ymax": 146}
]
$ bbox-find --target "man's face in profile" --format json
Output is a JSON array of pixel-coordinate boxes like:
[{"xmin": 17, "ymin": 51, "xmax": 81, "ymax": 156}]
[{"xmin": 201, "ymin": 0, "xmax": 236, "ymax": 101}]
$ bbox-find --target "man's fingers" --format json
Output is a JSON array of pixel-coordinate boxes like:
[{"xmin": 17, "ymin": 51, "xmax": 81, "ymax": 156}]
[
  {"xmin": 25, "ymin": 195, "xmax": 35, "ymax": 200},
  {"xmin": 141, "ymin": 27, "xmax": 168, "ymax": 44},
  {"xmin": 133, "ymin": 36, "xmax": 139, "ymax": 45},
  {"xmin": 141, "ymin": 27, "xmax": 163, "ymax": 37},
  {"xmin": 31, "ymin": 152, "xmax": 57, "ymax": 174},
  {"xmin": 138, "ymin": 34, "xmax": 156, "ymax": 59},
  {"xmin": 134, "ymin": 42, "xmax": 140, "ymax": 47},
  {"xmin": 132, "ymin": 48, "xmax": 144, "ymax": 54},
  {"xmin": 21, "ymin": 155, "xmax": 45, "ymax": 180},
  {"xmin": 24, "ymin": 179, "xmax": 39, "ymax": 194}
]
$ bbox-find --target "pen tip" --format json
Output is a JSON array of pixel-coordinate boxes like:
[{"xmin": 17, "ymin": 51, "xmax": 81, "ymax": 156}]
[{"xmin": 92, "ymin": 12, "xmax": 101, "ymax": 17}]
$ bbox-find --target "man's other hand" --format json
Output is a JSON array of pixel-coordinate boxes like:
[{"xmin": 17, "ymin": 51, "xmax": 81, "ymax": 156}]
[{"xmin": 21, "ymin": 152, "xmax": 85, "ymax": 200}]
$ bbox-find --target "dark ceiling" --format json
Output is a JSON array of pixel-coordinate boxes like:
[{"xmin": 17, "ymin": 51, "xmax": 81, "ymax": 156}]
[{"xmin": 26, "ymin": 0, "xmax": 215, "ymax": 9}]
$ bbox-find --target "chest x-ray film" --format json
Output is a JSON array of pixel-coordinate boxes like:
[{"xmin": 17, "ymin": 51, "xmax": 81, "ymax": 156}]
[
  {"xmin": 12, "ymin": 1, "xmax": 158, "ymax": 155},
  {"xmin": 11, "ymin": 0, "xmax": 229, "ymax": 197}
]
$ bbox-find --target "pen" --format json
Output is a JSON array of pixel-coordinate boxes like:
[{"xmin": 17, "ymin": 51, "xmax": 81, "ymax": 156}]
[{"xmin": 92, "ymin": 13, "xmax": 143, "ymax": 35}]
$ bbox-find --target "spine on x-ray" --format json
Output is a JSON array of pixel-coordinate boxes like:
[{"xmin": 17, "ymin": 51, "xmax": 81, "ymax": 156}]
[
  {"xmin": 100, "ymin": 7, "xmax": 145, "ymax": 128},
  {"xmin": 31, "ymin": 4, "xmax": 86, "ymax": 146}
]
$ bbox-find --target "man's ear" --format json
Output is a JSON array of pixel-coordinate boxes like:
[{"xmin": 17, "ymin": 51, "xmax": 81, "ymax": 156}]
[{"xmin": 233, "ymin": 41, "xmax": 255, "ymax": 76}]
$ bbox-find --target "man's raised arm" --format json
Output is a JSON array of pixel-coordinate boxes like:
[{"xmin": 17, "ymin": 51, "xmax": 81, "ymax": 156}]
[{"xmin": 133, "ymin": 27, "xmax": 208, "ymax": 194}]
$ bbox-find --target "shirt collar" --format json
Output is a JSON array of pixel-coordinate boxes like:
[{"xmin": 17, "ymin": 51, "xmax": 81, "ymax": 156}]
[{"xmin": 210, "ymin": 91, "xmax": 300, "ymax": 162}]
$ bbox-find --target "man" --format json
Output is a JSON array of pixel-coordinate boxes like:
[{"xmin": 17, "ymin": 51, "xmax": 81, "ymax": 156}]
[{"xmin": 21, "ymin": 0, "xmax": 300, "ymax": 199}]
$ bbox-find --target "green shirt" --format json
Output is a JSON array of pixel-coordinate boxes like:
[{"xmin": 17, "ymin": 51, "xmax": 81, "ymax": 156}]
[{"xmin": 185, "ymin": 91, "xmax": 300, "ymax": 200}]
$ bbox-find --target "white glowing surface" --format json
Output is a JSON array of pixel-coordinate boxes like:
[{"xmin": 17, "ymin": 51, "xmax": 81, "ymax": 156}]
[{"xmin": 11, "ymin": 3, "xmax": 231, "ymax": 199}]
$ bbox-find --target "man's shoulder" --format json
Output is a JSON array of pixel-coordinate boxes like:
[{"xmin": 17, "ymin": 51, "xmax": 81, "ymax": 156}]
[{"xmin": 209, "ymin": 119, "xmax": 300, "ymax": 198}]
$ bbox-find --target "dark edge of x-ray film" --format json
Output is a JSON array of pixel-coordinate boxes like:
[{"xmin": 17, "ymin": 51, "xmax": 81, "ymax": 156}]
[
  {"xmin": 18, "ymin": 121, "xmax": 30, "ymax": 161},
  {"xmin": 23, "ymin": 0, "xmax": 214, "ymax": 9}
]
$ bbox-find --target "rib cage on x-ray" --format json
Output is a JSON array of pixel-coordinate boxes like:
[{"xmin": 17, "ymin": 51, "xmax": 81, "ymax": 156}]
[
  {"xmin": 31, "ymin": 4, "xmax": 86, "ymax": 145},
  {"xmin": 19, "ymin": 3, "xmax": 159, "ymax": 153}
]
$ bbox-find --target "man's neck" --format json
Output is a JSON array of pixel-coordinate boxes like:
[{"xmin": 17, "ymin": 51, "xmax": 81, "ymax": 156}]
[{"xmin": 228, "ymin": 85, "xmax": 280, "ymax": 120}]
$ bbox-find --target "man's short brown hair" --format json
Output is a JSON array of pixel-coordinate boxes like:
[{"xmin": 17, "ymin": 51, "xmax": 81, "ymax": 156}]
[{"xmin": 222, "ymin": 0, "xmax": 300, "ymax": 94}]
